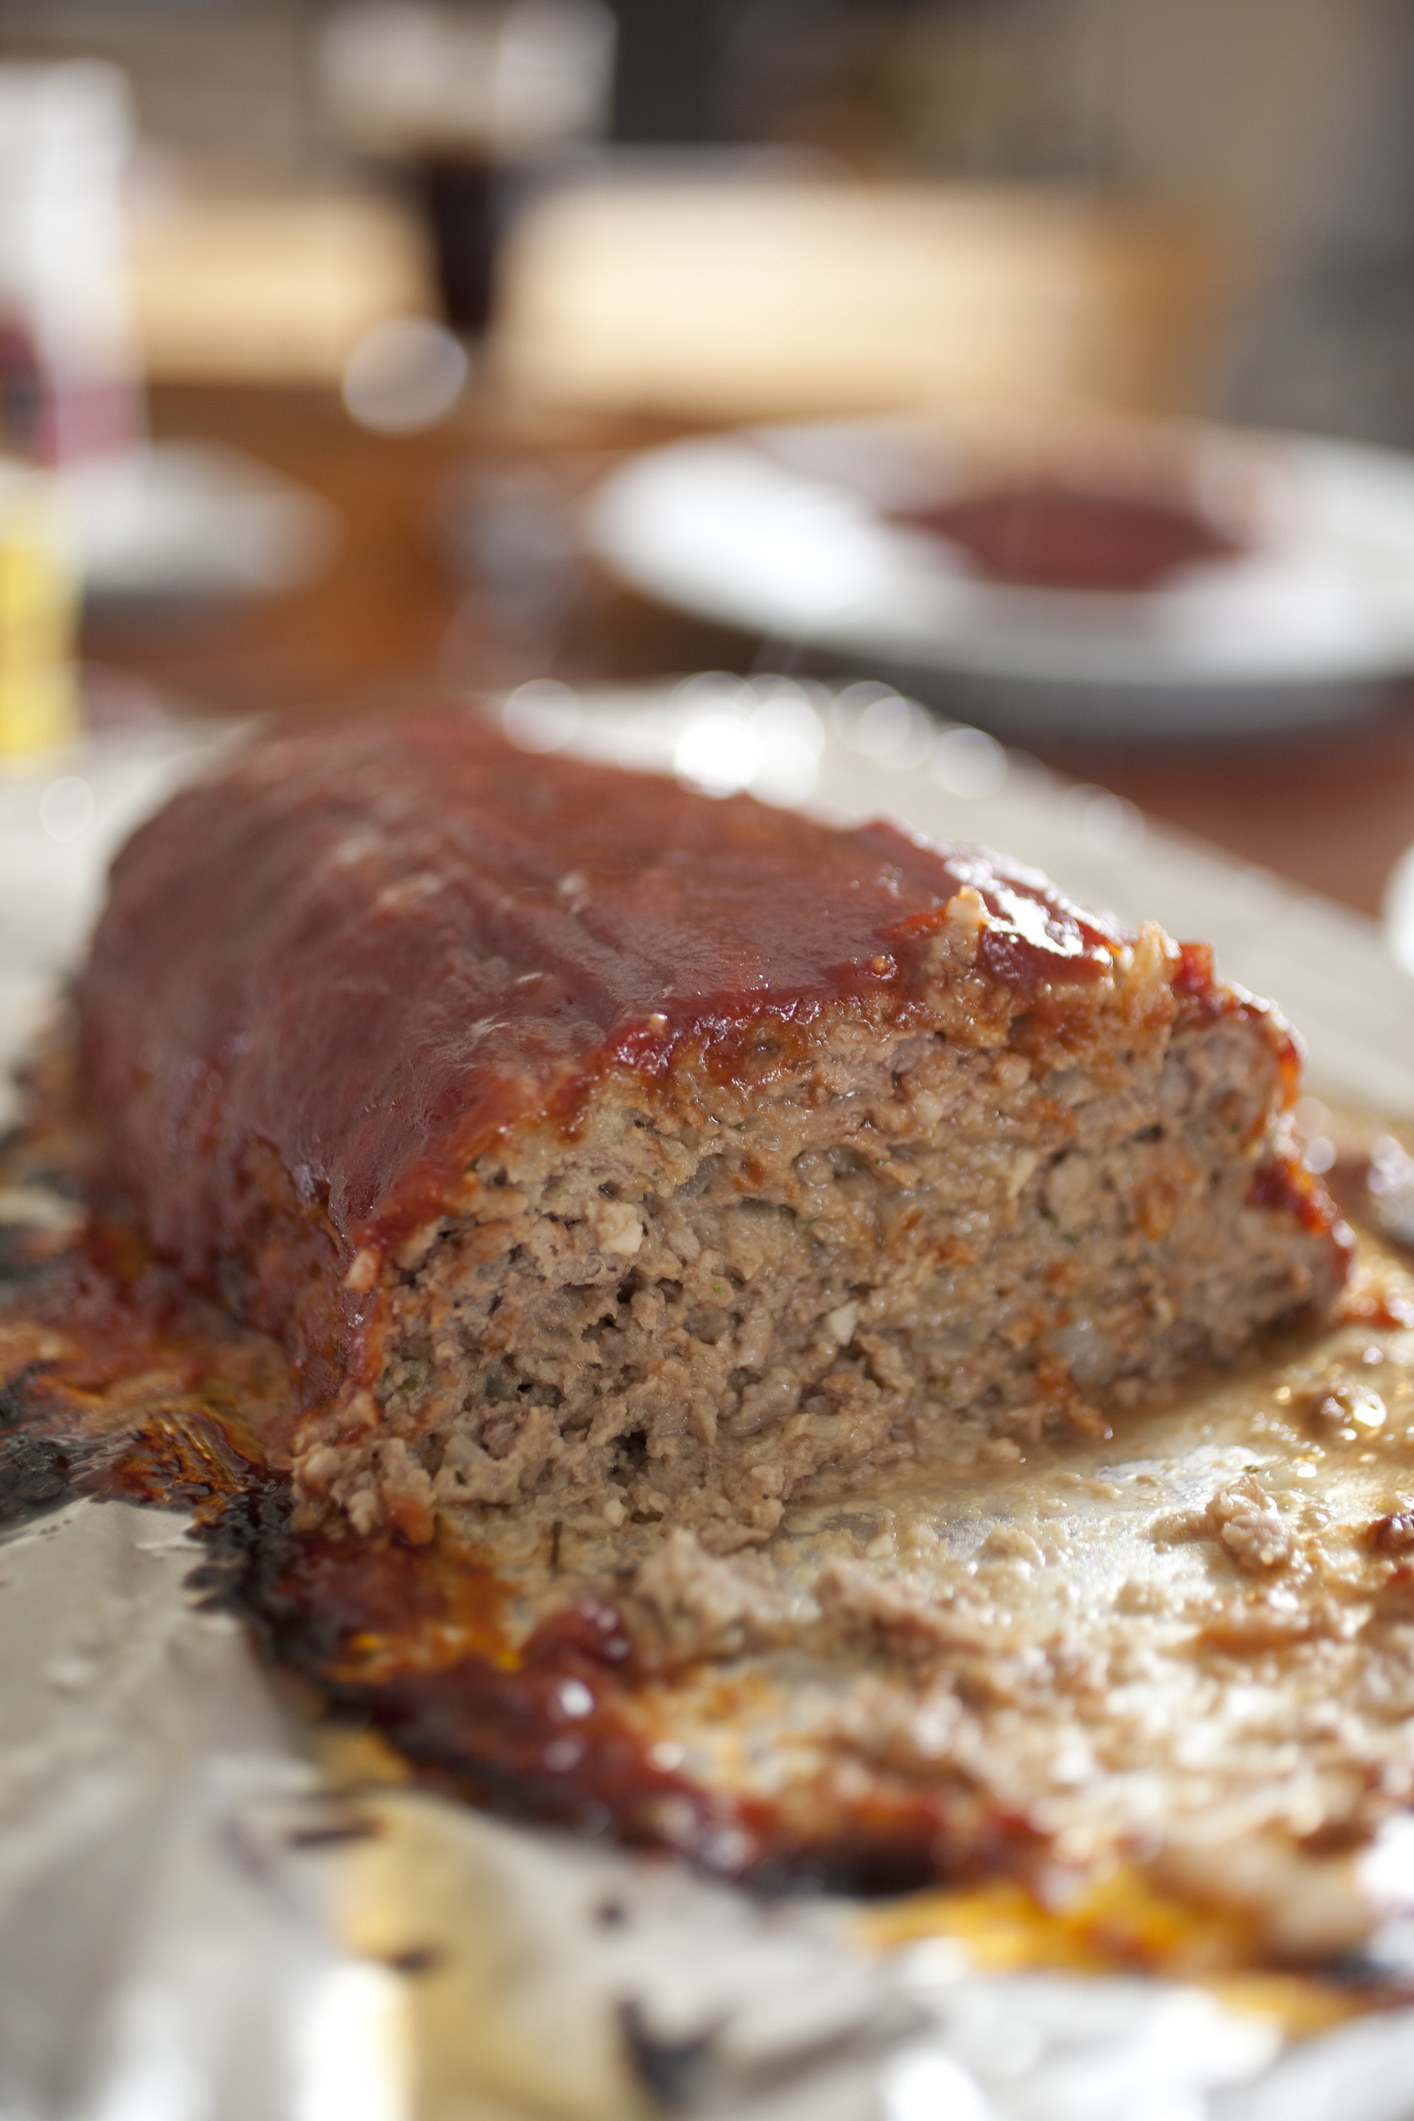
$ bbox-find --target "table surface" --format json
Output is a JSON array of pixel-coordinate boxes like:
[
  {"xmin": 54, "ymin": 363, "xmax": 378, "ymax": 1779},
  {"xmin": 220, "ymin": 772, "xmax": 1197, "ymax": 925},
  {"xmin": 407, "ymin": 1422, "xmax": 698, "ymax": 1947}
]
[{"xmin": 89, "ymin": 381, "xmax": 1414, "ymax": 928}]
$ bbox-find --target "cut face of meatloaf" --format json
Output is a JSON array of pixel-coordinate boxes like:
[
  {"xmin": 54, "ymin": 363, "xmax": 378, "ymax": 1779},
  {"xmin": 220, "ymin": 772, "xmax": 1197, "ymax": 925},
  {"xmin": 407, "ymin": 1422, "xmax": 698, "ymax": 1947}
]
[{"xmin": 76, "ymin": 709, "xmax": 1350, "ymax": 1549}]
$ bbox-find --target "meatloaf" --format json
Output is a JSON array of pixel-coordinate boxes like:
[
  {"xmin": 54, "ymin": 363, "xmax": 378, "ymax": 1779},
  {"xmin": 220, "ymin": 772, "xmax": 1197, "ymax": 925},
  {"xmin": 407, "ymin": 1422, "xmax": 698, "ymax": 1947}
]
[{"xmin": 76, "ymin": 709, "xmax": 1350, "ymax": 1549}]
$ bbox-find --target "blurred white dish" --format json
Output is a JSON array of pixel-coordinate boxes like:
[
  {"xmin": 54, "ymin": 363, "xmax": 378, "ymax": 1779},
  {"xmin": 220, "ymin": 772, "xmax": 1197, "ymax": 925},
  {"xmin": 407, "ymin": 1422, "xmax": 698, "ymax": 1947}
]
[
  {"xmin": 586, "ymin": 418, "xmax": 1414, "ymax": 738},
  {"xmin": 0, "ymin": 702, "xmax": 235, "ymax": 1125},
  {"xmin": 61, "ymin": 440, "xmax": 338, "ymax": 606}
]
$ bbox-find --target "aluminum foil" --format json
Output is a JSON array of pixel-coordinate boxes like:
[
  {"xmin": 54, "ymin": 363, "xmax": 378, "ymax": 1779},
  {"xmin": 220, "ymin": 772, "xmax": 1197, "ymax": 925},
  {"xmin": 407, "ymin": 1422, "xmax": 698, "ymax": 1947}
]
[
  {"xmin": 8, "ymin": 691, "xmax": 1414, "ymax": 2119},
  {"xmin": 0, "ymin": 1497, "xmax": 397, "ymax": 2120},
  {"xmin": 8, "ymin": 1492, "xmax": 1414, "ymax": 2120}
]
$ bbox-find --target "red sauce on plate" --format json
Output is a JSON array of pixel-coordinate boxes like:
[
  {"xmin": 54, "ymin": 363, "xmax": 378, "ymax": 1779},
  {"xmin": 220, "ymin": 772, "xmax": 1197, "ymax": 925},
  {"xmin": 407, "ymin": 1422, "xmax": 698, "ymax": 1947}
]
[{"xmin": 894, "ymin": 479, "xmax": 1246, "ymax": 593}]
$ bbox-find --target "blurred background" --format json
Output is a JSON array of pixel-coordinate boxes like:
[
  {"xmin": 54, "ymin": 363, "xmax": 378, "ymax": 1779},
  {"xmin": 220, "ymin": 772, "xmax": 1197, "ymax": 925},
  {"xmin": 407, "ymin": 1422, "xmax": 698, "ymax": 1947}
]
[{"xmin": 6, "ymin": 0, "xmax": 1414, "ymax": 931}]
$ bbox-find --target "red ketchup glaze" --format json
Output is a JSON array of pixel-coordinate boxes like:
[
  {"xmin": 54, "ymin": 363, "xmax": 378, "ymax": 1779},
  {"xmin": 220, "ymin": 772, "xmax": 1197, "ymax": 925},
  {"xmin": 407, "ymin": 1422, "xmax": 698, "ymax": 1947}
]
[
  {"xmin": 77, "ymin": 710, "xmax": 1127, "ymax": 1403},
  {"xmin": 1248, "ymin": 1157, "xmax": 1352, "ymax": 1239},
  {"xmin": 894, "ymin": 479, "xmax": 1245, "ymax": 594},
  {"xmin": 1170, "ymin": 941, "xmax": 1348, "ymax": 1281},
  {"xmin": 1170, "ymin": 939, "xmax": 1304, "ymax": 1102}
]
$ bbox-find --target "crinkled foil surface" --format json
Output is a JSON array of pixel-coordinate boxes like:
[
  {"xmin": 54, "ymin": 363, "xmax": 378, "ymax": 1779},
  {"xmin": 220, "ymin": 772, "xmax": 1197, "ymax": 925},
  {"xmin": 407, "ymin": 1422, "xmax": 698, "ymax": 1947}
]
[{"xmin": 8, "ymin": 693, "xmax": 1414, "ymax": 2121}]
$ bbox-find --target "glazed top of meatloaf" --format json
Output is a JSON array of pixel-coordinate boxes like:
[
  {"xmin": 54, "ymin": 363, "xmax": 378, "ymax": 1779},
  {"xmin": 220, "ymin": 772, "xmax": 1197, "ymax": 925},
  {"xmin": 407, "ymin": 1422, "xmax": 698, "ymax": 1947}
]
[{"xmin": 75, "ymin": 707, "xmax": 1321, "ymax": 1406}]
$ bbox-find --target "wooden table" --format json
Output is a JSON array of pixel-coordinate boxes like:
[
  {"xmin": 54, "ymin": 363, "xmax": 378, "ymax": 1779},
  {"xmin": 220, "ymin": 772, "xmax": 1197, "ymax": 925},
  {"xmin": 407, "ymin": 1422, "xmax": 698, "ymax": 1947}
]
[{"xmin": 89, "ymin": 381, "xmax": 1414, "ymax": 926}]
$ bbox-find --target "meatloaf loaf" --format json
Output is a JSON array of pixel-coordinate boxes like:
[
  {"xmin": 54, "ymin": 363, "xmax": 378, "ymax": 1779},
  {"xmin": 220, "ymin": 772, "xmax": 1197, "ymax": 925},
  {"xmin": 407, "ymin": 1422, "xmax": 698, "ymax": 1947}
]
[{"xmin": 76, "ymin": 709, "xmax": 1349, "ymax": 1548}]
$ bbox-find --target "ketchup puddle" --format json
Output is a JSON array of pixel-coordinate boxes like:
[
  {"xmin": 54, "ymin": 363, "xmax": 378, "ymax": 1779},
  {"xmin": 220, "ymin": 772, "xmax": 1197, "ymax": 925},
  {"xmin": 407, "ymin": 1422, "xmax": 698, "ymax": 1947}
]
[{"xmin": 892, "ymin": 478, "xmax": 1246, "ymax": 593}]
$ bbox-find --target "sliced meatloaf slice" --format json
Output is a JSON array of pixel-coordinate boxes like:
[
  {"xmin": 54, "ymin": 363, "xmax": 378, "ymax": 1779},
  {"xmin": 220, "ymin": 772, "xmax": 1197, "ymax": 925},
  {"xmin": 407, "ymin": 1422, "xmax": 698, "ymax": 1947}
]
[{"xmin": 76, "ymin": 709, "xmax": 1350, "ymax": 1549}]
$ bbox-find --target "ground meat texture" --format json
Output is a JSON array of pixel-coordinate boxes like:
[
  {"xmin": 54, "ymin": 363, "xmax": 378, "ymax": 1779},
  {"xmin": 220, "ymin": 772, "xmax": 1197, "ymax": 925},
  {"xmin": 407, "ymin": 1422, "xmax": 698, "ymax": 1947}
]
[{"xmin": 76, "ymin": 709, "xmax": 1350, "ymax": 1548}]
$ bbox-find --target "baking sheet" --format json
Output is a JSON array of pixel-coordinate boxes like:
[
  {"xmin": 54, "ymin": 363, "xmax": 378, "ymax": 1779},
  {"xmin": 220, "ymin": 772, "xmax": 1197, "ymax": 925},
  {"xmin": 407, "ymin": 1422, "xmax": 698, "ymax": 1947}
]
[{"xmin": 7, "ymin": 685, "xmax": 1414, "ymax": 2121}]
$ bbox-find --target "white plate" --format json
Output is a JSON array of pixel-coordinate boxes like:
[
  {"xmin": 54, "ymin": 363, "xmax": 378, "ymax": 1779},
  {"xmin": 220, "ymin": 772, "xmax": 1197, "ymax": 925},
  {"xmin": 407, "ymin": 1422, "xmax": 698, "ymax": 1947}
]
[
  {"xmin": 0, "ymin": 706, "xmax": 241, "ymax": 1129},
  {"xmin": 585, "ymin": 419, "xmax": 1414, "ymax": 737},
  {"xmin": 61, "ymin": 441, "xmax": 339, "ymax": 605}
]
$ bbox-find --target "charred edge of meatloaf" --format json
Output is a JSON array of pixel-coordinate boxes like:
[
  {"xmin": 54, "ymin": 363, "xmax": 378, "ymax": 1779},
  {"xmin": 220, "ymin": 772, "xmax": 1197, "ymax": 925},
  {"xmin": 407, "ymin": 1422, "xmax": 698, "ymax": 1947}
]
[{"xmin": 294, "ymin": 937, "xmax": 1347, "ymax": 1551}]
